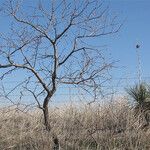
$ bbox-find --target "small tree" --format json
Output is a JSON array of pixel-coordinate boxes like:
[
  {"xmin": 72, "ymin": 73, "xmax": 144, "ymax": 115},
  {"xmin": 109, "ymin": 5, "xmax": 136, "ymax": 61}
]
[{"xmin": 0, "ymin": 0, "xmax": 120, "ymax": 140}]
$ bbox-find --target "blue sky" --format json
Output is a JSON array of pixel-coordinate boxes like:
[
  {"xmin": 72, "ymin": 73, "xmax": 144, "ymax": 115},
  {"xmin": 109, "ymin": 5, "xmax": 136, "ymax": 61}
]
[
  {"xmin": 106, "ymin": 0, "xmax": 150, "ymax": 80},
  {"xmin": 0, "ymin": 0, "xmax": 150, "ymax": 105},
  {"xmin": 0, "ymin": 0, "xmax": 149, "ymax": 80}
]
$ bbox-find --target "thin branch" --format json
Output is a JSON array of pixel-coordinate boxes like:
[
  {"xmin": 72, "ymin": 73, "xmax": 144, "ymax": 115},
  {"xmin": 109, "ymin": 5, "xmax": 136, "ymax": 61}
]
[
  {"xmin": 12, "ymin": 14, "xmax": 54, "ymax": 44},
  {"xmin": 0, "ymin": 63, "xmax": 50, "ymax": 93},
  {"xmin": 24, "ymin": 87, "xmax": 44, "ymax": 110}
]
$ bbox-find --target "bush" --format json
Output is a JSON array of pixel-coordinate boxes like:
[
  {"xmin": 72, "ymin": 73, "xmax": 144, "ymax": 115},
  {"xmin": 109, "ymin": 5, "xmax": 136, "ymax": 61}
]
[{"xmin": 126, "ymin": 83, "xmax": 150, "ymax": 128}]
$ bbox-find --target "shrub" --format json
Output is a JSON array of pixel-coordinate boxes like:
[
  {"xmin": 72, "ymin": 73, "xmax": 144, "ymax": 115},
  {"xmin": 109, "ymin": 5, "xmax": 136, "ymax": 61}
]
[{"xmin": 126, "ymin": 83, "xmax": 150, "ymax": 128}]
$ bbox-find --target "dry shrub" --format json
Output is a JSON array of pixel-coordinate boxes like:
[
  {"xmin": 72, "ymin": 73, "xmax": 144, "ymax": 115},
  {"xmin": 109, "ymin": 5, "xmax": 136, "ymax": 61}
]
[{"xmin": 0, "ymin": 99, "xmax": 149, "ymax": 150}]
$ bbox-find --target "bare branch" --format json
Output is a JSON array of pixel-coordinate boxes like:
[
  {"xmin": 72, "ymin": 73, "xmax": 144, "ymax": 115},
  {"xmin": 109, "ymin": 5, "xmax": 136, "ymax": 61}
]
[
  {"xmin": 24, "ymin": 87, "xmax": 44, "ymax": 110},
  {"xmin": 11, "ymin": 13, "xmax": 54, "ymax": 44},
  {"xmin": 0, "ymin": 0, "xmax": 121, "ymax": 133}
]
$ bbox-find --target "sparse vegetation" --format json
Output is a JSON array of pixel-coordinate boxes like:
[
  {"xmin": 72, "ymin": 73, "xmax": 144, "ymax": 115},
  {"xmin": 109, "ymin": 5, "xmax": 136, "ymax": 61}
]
[
  {"xmin": 0, "ymin": 99, "xmax": 149, "ymax": 150},
  {"xmin": 0, "ymin": 1, "xmax": 149, "ymax": 150}
]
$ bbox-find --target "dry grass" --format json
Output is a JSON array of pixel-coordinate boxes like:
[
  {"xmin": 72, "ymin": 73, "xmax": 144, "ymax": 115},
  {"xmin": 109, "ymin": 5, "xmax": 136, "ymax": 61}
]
[{"xmin": 0, "ymin": 99, "xmax": 149, "ymax": 150}]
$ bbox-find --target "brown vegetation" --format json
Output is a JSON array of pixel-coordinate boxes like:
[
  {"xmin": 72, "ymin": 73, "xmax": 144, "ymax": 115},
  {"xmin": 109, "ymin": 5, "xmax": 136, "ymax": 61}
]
[{"xmin": 0, "ymin": 99, "xmax": 149, "ymax": 150}]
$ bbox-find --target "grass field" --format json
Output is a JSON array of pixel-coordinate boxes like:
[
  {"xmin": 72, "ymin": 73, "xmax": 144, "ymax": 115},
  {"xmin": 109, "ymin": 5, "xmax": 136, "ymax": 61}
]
[{"xmin": 0, "ymin": 99, "xmax": 149, "ymax": 150}]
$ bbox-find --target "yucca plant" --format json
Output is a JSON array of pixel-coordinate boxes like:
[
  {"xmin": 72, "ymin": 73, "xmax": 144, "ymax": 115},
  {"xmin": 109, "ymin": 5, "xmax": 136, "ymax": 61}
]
[
  {"xmin": 126, "ymin": 83, "xmax": 150, "ymax": 106},
  {"xmin": 126, "ymin": 83, "xmax": 150, "ymax": 128}
]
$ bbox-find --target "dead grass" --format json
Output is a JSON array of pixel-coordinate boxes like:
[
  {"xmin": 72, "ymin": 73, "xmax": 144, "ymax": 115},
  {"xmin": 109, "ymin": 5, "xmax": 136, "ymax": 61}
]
[{"xmin": 0, "ymin": 99, "xmax": 149, "ymax": 150}]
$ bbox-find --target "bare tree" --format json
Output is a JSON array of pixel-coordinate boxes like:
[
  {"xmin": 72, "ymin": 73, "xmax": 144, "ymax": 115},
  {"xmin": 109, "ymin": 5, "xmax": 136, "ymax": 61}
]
[{"xmin": 0, "ymin": 0, "xmax": 120, "ymax": 144}]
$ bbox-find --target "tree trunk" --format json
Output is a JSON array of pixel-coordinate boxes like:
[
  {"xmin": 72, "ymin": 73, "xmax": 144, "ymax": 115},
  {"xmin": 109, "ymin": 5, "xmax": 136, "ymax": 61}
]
[
  {"xmin": 43, "ymin": 100, "xmax": 59, "ymax": 150},
  {"xmin": 43, "ymin": 105, "xmax": 51, "ymax": 131}
]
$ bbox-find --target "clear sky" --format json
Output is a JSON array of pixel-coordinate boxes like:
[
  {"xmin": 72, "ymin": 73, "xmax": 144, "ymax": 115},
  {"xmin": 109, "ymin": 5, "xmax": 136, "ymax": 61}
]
[
  {"xmin": 0, "ymin": 0, "xmax": 149, "ymax": 79},
  {"xmin": 0, "ymin": 0, "xmax": 150, "ymax": 105},
  {"xmin": 106, "ymin": 0, "xmax": 150, "ymax": 80}
]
